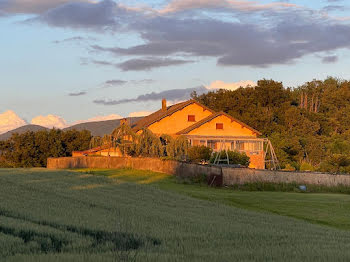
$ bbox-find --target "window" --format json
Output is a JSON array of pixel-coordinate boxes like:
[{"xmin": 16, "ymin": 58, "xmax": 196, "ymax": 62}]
[
  {"xmin": 216, "ymin": 123, "xmax": 224, "ymax": 130},
  {"xmin": 237, "ymin": 141, "xmax": 245, "ymax": 151},
  {"xmin": 231, "ymin": 142, "xmax": 236, "ymax": 151},
  {"xmin": 236, "ymin": 141, "xmax": 262, "ymax": 152},
  {"xmin": 188, "ymin": 115, "xmax": 196, "ymax": 122},
  {"xmin": 207, "ymin": 140, "xmax": 217, "ymax": 150}
]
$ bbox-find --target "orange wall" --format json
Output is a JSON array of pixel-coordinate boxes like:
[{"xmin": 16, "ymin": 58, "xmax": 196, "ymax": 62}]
[
  {"xmin": 187, "ymin": 115, "xmax": 257, "ymax": 137},
  {"xmin": 148, "ymin": 103, "xmax": 213, "ymax": 135}
]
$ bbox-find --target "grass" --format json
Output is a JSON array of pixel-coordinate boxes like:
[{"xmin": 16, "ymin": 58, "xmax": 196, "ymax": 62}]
[{"xmin": 1, "ymin": 168, "xmax": 350, "ymax": 261}]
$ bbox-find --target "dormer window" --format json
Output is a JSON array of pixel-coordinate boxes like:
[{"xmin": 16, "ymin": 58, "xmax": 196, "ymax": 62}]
[
  {"xmin": 216, "ymin": 123, "xmax": 224, "ymax": 130},
  {"xmin": 188, "ymin": 115, "xmax": 196, "ymax": 122}
]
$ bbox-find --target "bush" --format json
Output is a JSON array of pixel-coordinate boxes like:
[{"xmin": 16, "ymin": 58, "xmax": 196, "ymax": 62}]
[
  {"xmin": 283, "ymin": 163, "xmax": 296, "ymax": 171},
  {"xmin": 319, "ymin": 154, "xmax": 350, "ymax": 173},
  {"xmin": 300, "ymin": 162, "xmax": 315, "ymax": 172},
  {"xmin": 210, "ymin": 150, "xmax": 250, "ymax": 166},
  {"xmin": 188, "ymin": 146, "xmax": 212, "ymax": 163},
  {"xmin": 166, "ymin": 136, "xmax": 190, "ymax": 161},
  {"xmin": 135, "ymin": 129, "xmax": 162, "ymax": 157}
]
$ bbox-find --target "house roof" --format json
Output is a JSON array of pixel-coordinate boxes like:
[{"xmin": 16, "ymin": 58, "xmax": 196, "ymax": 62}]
[
  {"xmin": 131, "ymin": 99, "xmax": 215, "ymax": 132},
  {"xmin": 176, "ymin": 111, "xmax": 262, "ymax": 136}
]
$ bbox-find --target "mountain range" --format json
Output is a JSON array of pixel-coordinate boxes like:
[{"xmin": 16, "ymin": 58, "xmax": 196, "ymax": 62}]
[{"xmin": 0, "ymin": 117, "xmax": 143, "ymax": 141}]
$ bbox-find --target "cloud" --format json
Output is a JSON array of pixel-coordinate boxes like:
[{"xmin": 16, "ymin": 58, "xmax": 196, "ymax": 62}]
[
  {"xmin": 103, "ymin": 79, "xmax": 155, "ymax": 87},
  {"xmin": 90, "ymin": 57, "xmax": 193, "ymax": 71},
  {"xmin": 322, "ymin": 55, "xmax": 338, "ymax": 63},
  {"xmin": 104, "ymin": 79, "xmax": 128, "ymax": 87},
  {"xmin": 5, "ymin": 0, "xmax": 350, "ymax": 69},
  {"xmin": 322, "ymin": 5, "xmax": 346, "ymax": 12},
  {"xmin": 158, "ymin": 0, "xmax": 297, "ymax": 14},
  {"xmin": 68, "ymin": 91, "xmax": 87, "ymax": 96},
  {"xmin": 128, "ymin": 111, "xmax": 153, "ymax": 117},
  {"xmin": 94, "ymin": 86, "xmax": 207, "ymax": 106},
  {"xmin": 88, "ymin": 4, "xmax": 350, "ymax": 68},
  {"xmin": 31, "ymin": 115, "xmax": 68, "ymax": 129},
  {"xmin": 52, "ymin": 36, "xmax": 97, "ymax": 44},
  {"xmin": 0, "ymin": 0, "xmax": 91, "ymax": 14},
  {"xmin": 0, "ymin": 110, "xmax": 27, "ymax": 134},
  {"xmin": 206, "ymin": 80, "xmax": 256, "ymax": 90},
  {"xmin": 132, "ymin": 79, "xmax": 155, "ymax": 84},
  {"xmin": 32, "ymin": 0, "xmax": 120, "ymax": 31},
  {"xmin": 118, "ymin": 57, "xmax": 194, "ymax": 71}
]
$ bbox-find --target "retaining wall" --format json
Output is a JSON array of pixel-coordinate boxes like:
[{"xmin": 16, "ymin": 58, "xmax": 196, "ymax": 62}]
[{"xmin": 47, "ymin": 157, "xmax": 350, "ymax": 187}]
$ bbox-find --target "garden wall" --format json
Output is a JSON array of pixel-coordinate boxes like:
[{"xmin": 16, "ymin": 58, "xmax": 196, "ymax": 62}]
[
  {"xmin": 47, "ymin": 156, "xmax": 222, "ymax": 178},
  {"xmin": 221, "ymin": 168, "xmax": 350, "ymax": 187},
  {"xmin": 47, "ymin": 156, "xmax": 350, "ymax": 187}
]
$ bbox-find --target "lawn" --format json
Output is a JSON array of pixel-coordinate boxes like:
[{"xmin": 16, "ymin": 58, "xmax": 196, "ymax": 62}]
[{"xmin": 1, "ymin": 168, "xmax": 350, "ymax": 261}]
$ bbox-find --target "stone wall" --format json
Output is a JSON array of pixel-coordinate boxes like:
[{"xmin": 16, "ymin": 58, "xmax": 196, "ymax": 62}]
[
  {"xmin": 222, "ymin": 167, "xmax": 350, "ymax": 187},
  {"xmin": 47, "ymin": 156, "xmax": 350, "ymax": 187},
  {"xmin": 47, "ymin": 156, "xmax": 222, "ymax": 178}
]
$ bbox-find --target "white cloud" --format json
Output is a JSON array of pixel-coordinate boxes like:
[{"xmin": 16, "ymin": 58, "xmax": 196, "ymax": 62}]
[
  {"xmin": 206, "ymin": 80, "xmax": 256, "ymax": 91},
  {"xmin": 31, "ymin": 115, "xmax": 68, "ymax": 129},
  {"xmin": 0, "ymin": 110, "xmax": 27, "ymax": 134},
  {"xmin": 72, "ymin": 114, "xmax": 123, "ymax": 125},
  {"xmin": 128, "ymin": 111, "xmax": 153, "ymax": 117}
]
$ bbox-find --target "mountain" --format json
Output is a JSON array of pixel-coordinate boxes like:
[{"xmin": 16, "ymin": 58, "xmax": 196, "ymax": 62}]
[
  {"xmin": 0, "ymin": 125, "xmax": 49, "ymax": 141},
  {"xmin": 0, "ymin": 117, "xmax": 143, "ymax": 141},
  {"xmin": 63, "ymin": 117, "xmax": 143, "ymax": 137}
]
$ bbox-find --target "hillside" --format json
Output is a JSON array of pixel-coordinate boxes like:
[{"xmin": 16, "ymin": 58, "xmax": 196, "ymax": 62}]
[
  {"xmin": 0, "ymin": 117, "xmax": 143, "ymax": 140},
  {"xmin": 63, "ymin": 117, "xmax": 143, "ymax": 137},
  {"xmin": 0, "ymin": 125, "xmax": 48, "ymax": 141}
]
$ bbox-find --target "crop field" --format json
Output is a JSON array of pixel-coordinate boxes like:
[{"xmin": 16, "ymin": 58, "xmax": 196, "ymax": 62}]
[{"xmin": 2, "ymin": 169, "xmax": 350, "ymax": 261}]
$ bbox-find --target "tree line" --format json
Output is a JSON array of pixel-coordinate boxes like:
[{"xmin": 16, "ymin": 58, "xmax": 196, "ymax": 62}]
[
  {"xmin": 192, "ymin": 77, "xmax": 350, "ymax": 173},
  {"xmin": 0, "ymin": 129, "xmax": 91, "ymax": 167}
]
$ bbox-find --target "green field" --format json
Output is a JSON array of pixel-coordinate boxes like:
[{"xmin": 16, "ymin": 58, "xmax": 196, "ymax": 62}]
[{"xmin": 2, "ymin": 169, "xmax": 350, "ymax": 261}]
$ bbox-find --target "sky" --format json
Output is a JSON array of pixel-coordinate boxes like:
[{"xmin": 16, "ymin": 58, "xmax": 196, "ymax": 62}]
[{"xmin": 1, "ymin": 0, "xmax": 350, "ymax": 133}]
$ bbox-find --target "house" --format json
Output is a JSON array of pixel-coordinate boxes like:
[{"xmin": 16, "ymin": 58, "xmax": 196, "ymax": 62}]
[
  {"xmin": 131, "ymin": 99, "xmax": 265, "ymax": 169},
  {"xmin": 74, "ymin": 99, "xmax": 270, "ymax": 169}
]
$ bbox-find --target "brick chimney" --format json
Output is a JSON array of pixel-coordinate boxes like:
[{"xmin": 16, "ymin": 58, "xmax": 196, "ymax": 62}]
[{"xmin": 162, "ymin": 98, "xmax": 167, "ymax": 111}]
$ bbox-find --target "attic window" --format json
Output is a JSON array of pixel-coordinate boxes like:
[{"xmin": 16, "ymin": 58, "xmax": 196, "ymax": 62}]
[
  {"xmin": 188, "ymin": 115, "xmax": 196, "ymax": 122},
  {"xmin": 216, "ymin": 123, "xmax": 224, "ymax": 130}
]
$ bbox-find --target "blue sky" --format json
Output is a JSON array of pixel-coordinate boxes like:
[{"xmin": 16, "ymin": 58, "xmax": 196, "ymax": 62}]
[{"xmin": 1, "ymin": 0, "xmax": 350, "ymax": 129}]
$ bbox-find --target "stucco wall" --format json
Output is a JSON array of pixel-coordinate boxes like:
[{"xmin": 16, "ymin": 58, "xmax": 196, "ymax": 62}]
[
  {"xmin": 188, "ymin": 114, "xmax": 257, "ymax": 137},
  {"xmin": 47, "ymin": 157, "xmax": 350, "ymax": 187},
  {"xmin": 148, "ymin": 103, "xmax": 213, "ymax": 135}
]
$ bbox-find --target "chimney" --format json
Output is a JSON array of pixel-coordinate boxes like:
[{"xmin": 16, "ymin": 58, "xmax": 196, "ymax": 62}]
[
  {"xmin": 162, "ymin": 98, "xmax": 167, "ymax": 111},
  {"xmin": 120, "ymin": 118, "xmax": 128, "ymax": 126}
]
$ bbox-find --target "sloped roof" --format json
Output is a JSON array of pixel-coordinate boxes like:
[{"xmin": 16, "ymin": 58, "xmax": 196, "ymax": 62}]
[
  {"xmin": 132, "ymin": 99, "xmax": 215, "ymax": 132},
  {"xmin": 176, "ymin": 111, "xmax": 262, "ymax": 136}
]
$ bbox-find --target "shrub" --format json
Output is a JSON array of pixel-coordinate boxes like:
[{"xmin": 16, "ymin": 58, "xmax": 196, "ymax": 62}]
[
  {"xmin": 210, "ymin": 150, "xmax": 250, "ymax": 166},
  {"xmin": 160, "ymin": 134, "xmax": 174, "ymax": 157},
  {"xmin": 188, "ymin": 146, "xmax": 212, "ymax": 163},
  {"xmin": 166, "ymin": 136, "xmax": 190, "ymax": 161},
  {"xmin": 135, "ymin": 129, "xmax": 162, "ymax": 157},
  {"xmin": 319, "ymin": 154, "xmax": 350, "ymax": 173},
  {"xmin": 300, "ymin": 162, "xmax": 315, "ymax": 172},
  {"xmin": 283, "ymin": 163, "xmax": 296, "ymax": 171}
]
